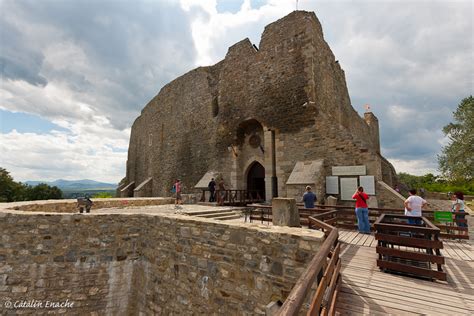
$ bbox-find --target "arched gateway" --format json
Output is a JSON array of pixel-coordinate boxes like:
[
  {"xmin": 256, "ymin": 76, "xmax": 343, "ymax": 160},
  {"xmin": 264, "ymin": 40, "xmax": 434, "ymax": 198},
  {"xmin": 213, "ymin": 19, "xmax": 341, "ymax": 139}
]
[{"xmin": 246, "ymin": 161, "xmax": 265, "ymax": 200}]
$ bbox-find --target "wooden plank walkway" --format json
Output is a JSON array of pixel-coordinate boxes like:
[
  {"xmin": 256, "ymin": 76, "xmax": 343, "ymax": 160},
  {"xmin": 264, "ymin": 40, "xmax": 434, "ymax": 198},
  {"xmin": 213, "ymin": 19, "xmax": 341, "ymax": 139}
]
[
  {"xmin": 336, "ymin": 233, "xmax": 474, "ymax": 315},
  {"xmin": 338, "ymin": 229, "xmax": 474, "ymax": 261}
]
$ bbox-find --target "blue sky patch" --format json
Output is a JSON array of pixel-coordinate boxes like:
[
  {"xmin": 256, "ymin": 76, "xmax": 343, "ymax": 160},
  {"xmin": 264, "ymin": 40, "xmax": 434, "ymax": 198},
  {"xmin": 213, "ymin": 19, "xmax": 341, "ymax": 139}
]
[
  {"xmin": 216, "ymin": 0, "xmax": 244, "ymax": 14},
  {"xmin": 0, "ymin": 109, "xmax": 68, "ymax": 134}
]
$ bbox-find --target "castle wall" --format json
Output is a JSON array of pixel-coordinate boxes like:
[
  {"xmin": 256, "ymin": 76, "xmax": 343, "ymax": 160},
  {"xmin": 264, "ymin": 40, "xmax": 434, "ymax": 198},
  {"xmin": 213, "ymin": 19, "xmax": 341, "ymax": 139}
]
[
  {"xmin": 123, "ymin": 11, "xmax": 396, "ymax": 202},
  {"xmin": 0, "ymin": 212, "xmax": 142, "ymax": 315},
  {"xmin": 0, "ymin": 207, "xmax": 324, "ymax": 314},
  {"xmin": 3, "ymin": 197, "xmax": 174, "ymax": 213}
]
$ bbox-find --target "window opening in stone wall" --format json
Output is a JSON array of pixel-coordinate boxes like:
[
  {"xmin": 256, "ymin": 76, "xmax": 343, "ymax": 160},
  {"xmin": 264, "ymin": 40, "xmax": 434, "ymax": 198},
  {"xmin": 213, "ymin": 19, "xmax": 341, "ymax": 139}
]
[
  {"xmin": 149, "ymin": 133, "xmax": 152, "ymax": 146},
  {"xmin": 161, "ymin": 123, "xmax": 164, "ymax": 146},
  {"xmin": 212, "ymin": 97, "xmax": 219, "ymax": 117}
]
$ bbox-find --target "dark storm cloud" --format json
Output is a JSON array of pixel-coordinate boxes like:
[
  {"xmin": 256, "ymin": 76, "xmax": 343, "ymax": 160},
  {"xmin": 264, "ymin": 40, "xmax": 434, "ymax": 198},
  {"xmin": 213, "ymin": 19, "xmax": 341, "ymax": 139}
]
[
  {"xmin": 0, "ymin": 0, "xmax": 197, "ymax": 129},
  {"xmin": 0, "ymin": 17, "xmax": 47, "ymax": 86}
]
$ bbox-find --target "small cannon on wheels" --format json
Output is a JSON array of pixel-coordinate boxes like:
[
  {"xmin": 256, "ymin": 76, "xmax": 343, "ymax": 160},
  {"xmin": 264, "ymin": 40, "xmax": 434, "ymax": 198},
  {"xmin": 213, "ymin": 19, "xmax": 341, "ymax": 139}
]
[{"xmin": 77, "ymin": 196, "xmax": 93, "ymax": 213}]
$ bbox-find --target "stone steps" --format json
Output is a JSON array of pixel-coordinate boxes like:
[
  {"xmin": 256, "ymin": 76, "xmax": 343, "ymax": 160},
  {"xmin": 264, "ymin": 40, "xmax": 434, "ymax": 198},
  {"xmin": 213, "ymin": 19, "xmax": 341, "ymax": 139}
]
[
  {"xmin": 212, "ymin": 213, "xmax": 243, "ymax": 221},
  {"xmin": 197, "ymin": 202, "xmax": 218, "ymax": 207},
  {"xmin": 184, "ymin": 208, "xmax": 244, "ymax": 221},
  {"xmin": 184, "ymin": 208, "xmax": 235, "ymax": 216},
  {"xmin": 197, "ymin": 211, "xmax": 239, "ymax": 218}
]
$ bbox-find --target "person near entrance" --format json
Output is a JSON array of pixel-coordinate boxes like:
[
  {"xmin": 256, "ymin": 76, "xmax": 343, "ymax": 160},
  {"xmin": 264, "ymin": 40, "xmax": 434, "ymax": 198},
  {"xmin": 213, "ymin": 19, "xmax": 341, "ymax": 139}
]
[
  {"xmin": 404, "ymin": 189, "xmax": 427, "ymax": 225},
  {"xmin": 208, "ymin": 178, "xmax": 216, "ymax": 202},
  {"xmin": 217, "ymin": 178, "xmax": 226, "ymax": 206},
  {"xmin": 173, "ymin": 179, "xmax": 182, "ymax": 206},
  {"xmin": 302, "ymin": 186, "xmax": 317, "ymax": 209},
  {"xmin": 352, "ymin": 186, "xmax": 370, "ymax": 234}
]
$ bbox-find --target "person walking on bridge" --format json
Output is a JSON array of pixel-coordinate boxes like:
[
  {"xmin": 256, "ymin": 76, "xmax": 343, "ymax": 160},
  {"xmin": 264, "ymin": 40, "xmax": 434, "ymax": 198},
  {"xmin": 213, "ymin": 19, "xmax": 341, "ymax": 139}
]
[
  {"xmin": 404, "ymin": 189, "xmax": 427, "ymax": 225},
  {"xmin": 353, "ymin": 186, "xmax": 370, "ymax": 234},
  {"xmin": 302, "ymin": 186, "xmax": 317, "ymax": 209},
  {"xmin": 451, "ymin": 191, "xmax": 467, "ymax": 234}
]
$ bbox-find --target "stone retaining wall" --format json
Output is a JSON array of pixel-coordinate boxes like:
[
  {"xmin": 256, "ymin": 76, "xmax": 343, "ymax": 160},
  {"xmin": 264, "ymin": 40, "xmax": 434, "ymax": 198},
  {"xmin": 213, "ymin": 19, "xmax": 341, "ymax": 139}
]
[
  {"xmin": 2, "ymin": 197, "xmax": 174, "ymax": 213},
  {"xmin": 0, "ymin": 208, "xmax": 324, "ymax": 315}
]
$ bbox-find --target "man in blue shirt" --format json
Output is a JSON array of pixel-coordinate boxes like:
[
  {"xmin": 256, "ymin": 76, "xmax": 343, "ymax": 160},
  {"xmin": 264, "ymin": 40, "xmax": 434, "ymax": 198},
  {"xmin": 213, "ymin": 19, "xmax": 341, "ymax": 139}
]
[{"xmin": 303, "ymin": 186, "xmax": 317, "ymax": 208}]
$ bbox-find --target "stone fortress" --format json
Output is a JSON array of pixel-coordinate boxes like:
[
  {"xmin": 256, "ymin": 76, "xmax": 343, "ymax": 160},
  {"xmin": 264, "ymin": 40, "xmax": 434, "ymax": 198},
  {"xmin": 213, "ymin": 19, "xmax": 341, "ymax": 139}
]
[
  {"xmin": 3, "ymin": 10, "xmax": 460, "ymax": 316},
  {"xmin": 118, "ymin": 10, "xmax": 402, "ymax": 208}
]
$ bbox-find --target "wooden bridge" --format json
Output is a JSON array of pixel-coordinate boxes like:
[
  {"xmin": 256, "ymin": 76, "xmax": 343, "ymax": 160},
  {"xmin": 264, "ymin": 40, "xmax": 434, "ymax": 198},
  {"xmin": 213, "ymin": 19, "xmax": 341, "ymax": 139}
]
[
  {"xmin": 337, "ymin": 230, "xmax": 473, "ymax": 315},
  {"xmin": 248, "ymin": 203, "xmax": 474, "ymax": 315}
]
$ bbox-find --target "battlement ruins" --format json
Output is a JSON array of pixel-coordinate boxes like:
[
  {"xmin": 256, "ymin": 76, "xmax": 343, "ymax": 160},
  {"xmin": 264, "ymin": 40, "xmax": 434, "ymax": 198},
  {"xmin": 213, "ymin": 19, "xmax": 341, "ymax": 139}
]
[{"xmin": 119, "ymin": 10, "xmax": 401, "ymax": 208}]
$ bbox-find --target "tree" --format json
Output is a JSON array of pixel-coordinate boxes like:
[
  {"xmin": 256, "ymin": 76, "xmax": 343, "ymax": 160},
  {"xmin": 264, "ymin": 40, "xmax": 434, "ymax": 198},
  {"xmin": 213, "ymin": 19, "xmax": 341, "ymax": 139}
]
[
  {"xmin": 438, "ymin": 96, "xmax": 474, "ymax": 182},
  {"xmin": 25, "ymin": 183, "xmax": 63, "ymax": 200},
  {"xmin": 0, "ymin": 167, "xmax": 63, "ymax": 202},
  {"xmin": 0, "ymin": 168, "xmax": 25, "ymax": 202}
]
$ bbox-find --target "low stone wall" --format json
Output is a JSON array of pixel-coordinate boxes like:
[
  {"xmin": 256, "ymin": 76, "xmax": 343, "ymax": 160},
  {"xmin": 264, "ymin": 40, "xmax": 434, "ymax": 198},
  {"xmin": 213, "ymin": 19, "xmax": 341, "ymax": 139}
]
[
  {"xmin": 1, "ymin": 197, "xmax": 174, "ymax": 213},
  {"xmin": 0, "ymin": 207, "xmax": 324, "ymax": 315},
  {"xmin": 0, "ymin": 213, "xmax": 143, "ymax": 315},
  {"xmin": 377, "ymin": 181, "xmax": 405, "ymax": 209}
]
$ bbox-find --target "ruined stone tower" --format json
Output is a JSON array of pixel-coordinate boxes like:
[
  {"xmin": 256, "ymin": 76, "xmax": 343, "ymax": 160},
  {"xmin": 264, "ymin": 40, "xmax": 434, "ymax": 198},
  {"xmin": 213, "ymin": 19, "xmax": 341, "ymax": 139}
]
[{"xmin": 119, "ymin": 11, "xmax": 401, "ymax": 207}]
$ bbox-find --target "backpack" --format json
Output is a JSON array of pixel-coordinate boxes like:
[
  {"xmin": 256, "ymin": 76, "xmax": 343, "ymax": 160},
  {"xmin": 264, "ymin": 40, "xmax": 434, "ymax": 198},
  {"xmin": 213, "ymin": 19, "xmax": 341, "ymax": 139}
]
[{"xmin": 171, "ymin": 185, "xmax": 176, "ymax": 193}]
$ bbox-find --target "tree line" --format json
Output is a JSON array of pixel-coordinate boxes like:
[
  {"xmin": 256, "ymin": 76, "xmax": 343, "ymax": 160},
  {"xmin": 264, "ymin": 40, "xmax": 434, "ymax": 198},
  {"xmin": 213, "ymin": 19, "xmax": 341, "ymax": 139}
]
[
  {"xmin": 0, "ymin": 168, "xmax": 62, "ymax": 202},
  {"xmin": 397, "ymin": 172, "xmax": 473, "ymax": 196}
]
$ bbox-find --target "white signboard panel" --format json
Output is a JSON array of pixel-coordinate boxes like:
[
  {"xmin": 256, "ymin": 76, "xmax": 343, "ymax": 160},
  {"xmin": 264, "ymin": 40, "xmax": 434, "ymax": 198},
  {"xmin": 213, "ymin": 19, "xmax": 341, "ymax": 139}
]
[
  {"xmin": 326, "ymin": 176, "xmax": 339, "ymax": 194},
  {"xmin": 359, "ymin": 176, "xmax": 375, "ymax": 195},
  {"xmin": 332, "ymin": 165, "xmax": 366, "ymax": 176},
  {"xmin": 340, "ymin": 177, "xmax": 358, "ymax": 201}
]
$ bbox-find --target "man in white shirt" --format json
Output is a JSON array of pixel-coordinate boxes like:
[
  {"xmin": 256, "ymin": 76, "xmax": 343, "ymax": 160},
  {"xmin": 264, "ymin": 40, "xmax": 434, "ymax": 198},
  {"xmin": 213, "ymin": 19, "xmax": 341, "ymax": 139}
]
[{"xmin": 404, "ymin": 189, "xmax": 427, "ymax": 225}]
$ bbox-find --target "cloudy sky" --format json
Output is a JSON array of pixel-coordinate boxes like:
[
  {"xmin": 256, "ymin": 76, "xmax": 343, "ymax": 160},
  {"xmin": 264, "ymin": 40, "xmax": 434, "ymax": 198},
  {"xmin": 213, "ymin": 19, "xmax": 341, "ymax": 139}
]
[{"xmin": 0, "ymin": 0, "xmax": 472, "ymax": 183}]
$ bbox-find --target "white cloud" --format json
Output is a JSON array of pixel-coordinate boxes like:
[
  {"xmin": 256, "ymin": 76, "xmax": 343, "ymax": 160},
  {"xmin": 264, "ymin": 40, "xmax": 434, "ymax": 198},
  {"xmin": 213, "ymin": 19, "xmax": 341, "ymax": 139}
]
[
  {"xmin": 0, "ymin": 129, "xmax": 129, "ymax": 183},
  {"xmin": 179, "ymin": 0, "xmax": 294, "ymax": 65},
  {"xmin": 389, "ymin": 158, "xmax": 439, "ymax": 176},
  {"xmin": 0, "ymin": 0, "xmax": 196, "ymax": 182},
  {"xmin": 0, "ymin": 0, "xmax": 471, "ymax": 183}
]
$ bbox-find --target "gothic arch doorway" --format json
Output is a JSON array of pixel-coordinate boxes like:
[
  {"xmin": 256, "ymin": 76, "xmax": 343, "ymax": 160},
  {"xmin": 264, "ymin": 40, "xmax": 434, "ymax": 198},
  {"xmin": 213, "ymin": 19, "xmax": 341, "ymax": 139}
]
[{"xmin": 247, "ymin": 161, "xmax": 265, "ymax": 200}]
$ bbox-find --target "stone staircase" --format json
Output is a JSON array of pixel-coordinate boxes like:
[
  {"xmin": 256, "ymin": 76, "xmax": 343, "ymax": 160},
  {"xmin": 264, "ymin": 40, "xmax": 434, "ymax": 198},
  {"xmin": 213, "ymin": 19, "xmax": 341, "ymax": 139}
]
[{"xmin": 183, "ymin": 208, "xmax": 244, "ymax": 221}]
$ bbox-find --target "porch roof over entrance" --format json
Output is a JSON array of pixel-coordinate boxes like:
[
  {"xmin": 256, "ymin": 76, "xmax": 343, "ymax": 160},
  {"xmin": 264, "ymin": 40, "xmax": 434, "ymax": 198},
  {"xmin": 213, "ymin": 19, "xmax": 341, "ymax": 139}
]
[
  {"xmin": 286, "ymin": 160, "xmax": 324, "ymax": 185},
  {"xmin": 194, "ymin": 171, "xmax": 219, "ymax": 189}
]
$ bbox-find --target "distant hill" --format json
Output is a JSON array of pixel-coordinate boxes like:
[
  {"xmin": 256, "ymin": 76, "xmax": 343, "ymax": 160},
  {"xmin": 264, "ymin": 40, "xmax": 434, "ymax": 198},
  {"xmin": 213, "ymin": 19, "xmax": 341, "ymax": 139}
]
[{"xmin": 25, "ymin": 179, "xmax": 117, "ymax": 190}]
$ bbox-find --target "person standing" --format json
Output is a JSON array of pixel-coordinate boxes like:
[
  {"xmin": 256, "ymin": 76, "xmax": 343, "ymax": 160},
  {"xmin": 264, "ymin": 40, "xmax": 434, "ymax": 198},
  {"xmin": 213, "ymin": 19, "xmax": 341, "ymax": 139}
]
[
  {"xmin": 208, "ymin": 178, "xmax": 216, "ymax": 202},
  {"xmin": 352, "ymin": 186, "xmax": 370, "ymax": 234},
  {"xmin": 302, "ymin": 186, "xmax": 317, "ymax": 209},
  {"xmin": 217, "ymin": 178, "xmax": 226, "ymax": 206},
  {"xmin": 404, "ymin": 189, "xmax": 427, "ymax": 225},
  {"xmin": 451, "ymin": 191, "xmax": 467, "ymax": 232},
  {"xmin": 174, "ymin": 179, "xmax": 182, "ymax": 205}
]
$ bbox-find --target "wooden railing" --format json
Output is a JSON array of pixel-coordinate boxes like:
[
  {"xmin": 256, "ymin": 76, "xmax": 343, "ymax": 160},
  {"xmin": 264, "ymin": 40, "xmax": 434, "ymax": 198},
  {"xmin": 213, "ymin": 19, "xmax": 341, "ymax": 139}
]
[
  {"xmin": 276, "ymin": 216, "xmax": 341, "ymax": 316},
  {"xmin": 200, "ymin": 189, "xmax": 264, "ymax": 205},
  {"xmin": 375, "ymin": 214, "xmax": 446, "ymax": 281},
  {"xmin": 247, "ymin": 204, "xmax": 469, "ymax": 240}
]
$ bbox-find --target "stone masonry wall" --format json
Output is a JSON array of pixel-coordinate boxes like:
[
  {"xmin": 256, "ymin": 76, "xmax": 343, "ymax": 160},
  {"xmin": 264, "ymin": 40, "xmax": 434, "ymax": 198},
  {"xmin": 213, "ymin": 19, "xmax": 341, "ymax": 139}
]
[
  {"xmin": 0, "ymin": 212, "xmax": 143, "ymax": 315},
  {"xmin": 4, "ymin": 197, "xmax": 174, "ymax": 213},
  {"xmin": 0, "ymin": 208, "xmax": 324, "ymax": 315},
  {"xmin": 377, "ymin": 181, "xmax": 405, "ymax": 209},
  {"xmin": 123, "ymin": 10, "xmax": 397, "ymax": 201}
]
